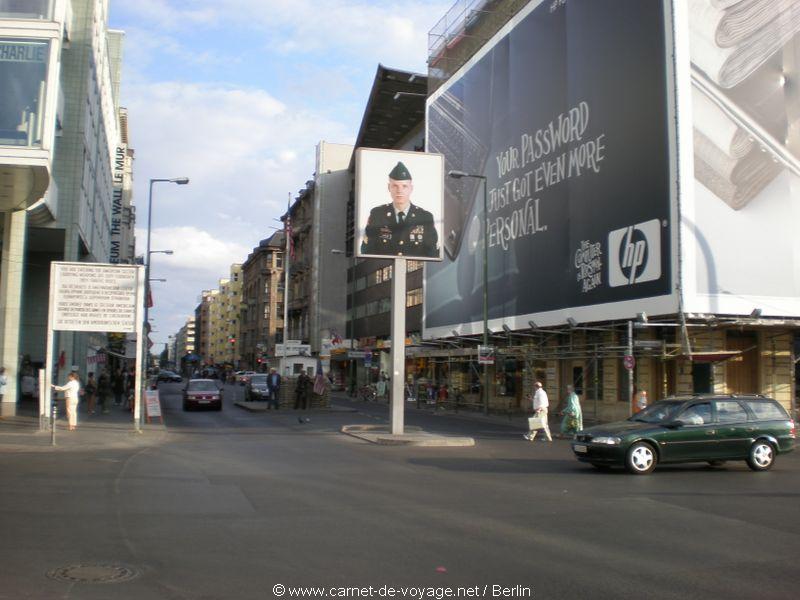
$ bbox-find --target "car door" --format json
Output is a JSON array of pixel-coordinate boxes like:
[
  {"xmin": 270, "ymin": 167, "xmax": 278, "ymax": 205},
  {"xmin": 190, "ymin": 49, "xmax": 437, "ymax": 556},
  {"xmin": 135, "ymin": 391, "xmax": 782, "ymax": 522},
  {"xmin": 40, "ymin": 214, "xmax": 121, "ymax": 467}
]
[
  {"xmin": 659, "ymin": 402, "xmax": 720, "ymax": 461},
  {"xmin": 713, "ymin": 399, "xmax": 753, "ymax": 458}
]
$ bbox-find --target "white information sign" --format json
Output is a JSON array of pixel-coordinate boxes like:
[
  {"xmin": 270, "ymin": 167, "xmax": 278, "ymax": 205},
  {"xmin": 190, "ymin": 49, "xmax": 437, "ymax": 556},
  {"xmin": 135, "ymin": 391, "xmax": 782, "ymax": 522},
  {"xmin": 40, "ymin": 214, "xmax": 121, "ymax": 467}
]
[
  {"xmin": 52, "ymin": 263, "xmax": 140, "ymax": 333},
  {"xmin": 276, "ymin": 343, "xmax": 311, "ymax": 356}
]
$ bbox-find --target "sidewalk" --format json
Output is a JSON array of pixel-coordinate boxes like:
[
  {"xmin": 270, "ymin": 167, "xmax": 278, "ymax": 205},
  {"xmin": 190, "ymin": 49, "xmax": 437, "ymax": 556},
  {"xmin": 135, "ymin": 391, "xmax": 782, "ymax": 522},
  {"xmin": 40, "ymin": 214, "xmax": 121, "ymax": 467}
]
[
  {"xmin": 329, "ymin": 390, "xmax": 593, "ymax": 436},
  {"xmin": 0, "ymin": 400, "xmax": 167, "ymax": 453}
]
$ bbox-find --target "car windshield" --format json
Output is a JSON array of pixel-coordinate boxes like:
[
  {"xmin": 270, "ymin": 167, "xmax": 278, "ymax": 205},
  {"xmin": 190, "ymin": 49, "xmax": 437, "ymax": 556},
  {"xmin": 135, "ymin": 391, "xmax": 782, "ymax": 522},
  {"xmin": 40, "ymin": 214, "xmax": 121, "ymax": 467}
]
[
  {"xmin": 250, "ymin": 375, "xmax": 268, "ymax": 384},
  {"xmin": 630, "ymin": 401, "xmax": 686, "ymax": 424},
  {"xmin": 188, "ymin": 380, "xmax": 218, "ymax": 392}
]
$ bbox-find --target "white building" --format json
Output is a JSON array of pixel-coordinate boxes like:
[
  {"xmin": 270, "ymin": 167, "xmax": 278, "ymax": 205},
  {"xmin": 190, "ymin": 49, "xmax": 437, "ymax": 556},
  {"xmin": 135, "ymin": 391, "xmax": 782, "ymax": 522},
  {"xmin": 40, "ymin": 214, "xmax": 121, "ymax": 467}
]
[{"xmin": 0, "ymin": 0, "xmax": 131, "ymax": 405}]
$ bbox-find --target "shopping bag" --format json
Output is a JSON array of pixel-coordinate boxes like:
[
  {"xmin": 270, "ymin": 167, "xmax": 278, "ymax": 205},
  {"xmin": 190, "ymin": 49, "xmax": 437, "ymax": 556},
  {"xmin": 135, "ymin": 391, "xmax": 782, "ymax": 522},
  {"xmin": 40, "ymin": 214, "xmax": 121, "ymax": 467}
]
[{"xmin": 528, "ymin": 415, "xmax": 546, "ymax": 430}]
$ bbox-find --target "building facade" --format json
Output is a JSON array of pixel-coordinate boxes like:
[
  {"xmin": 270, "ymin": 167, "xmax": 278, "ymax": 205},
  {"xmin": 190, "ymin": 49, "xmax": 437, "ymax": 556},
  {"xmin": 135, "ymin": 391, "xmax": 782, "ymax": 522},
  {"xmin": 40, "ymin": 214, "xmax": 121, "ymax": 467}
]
[
  {"xmin": 1, "ymin": 0, "xmax": 130, "ymax": 404},
  {"xmin": 418, "ymin": 0, "xmax": 800, "ymax": 421},
  {"xmin": 240, "ymin": 231, "xmax": 284, "ymax": 370},
  {"xmin": 284, "ymin": 141, "xmax": 352, "ymax": 354}
]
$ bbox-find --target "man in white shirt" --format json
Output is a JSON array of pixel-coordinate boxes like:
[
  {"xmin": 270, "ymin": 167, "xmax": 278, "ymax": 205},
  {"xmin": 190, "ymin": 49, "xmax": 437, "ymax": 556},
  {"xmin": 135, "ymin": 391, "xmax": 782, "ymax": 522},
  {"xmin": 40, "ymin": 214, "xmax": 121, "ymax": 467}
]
[{"xmin": 524, "ymin": 381, "xmax": 552, "ymax": 442}]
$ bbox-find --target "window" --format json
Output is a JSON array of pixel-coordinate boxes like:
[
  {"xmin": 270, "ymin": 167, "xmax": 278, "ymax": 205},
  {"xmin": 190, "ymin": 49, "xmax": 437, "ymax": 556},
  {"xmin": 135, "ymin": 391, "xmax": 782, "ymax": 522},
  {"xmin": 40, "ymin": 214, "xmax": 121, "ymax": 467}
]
[
  {"xmin": 406, "ymin": 288, "xmax": 422, "ymax": 307},
  {"xmin": 0, "ymin": 0, "xmax": 53, "ymax": 19},
  {"xmin": 744, "ymin": 400, "xmax": 789, "ymax": 421},
  {"xmin": 276, "ymin": 255, "xmax": 284, "ymax": 268},
  {"xmin": 677, "ymin": 403, "xmax": 712, "ymax": 425},
  {"xmin": 716, "ymin": 400, "xmax": 748, "ymax": 424},
  {"xmin": 378, "ymin": 298, "xmax": 391, "ymax": 313},
  {"xmin": 355, "ymin": 277, "xmax": 366, "ymax": 291},
  {"xmin": 0, "ymin": 38, "xmax": 50, "ymax": 147},
  {"xmin": 407, "ymin": 260, "xmax": 423, "ymax": 272}
]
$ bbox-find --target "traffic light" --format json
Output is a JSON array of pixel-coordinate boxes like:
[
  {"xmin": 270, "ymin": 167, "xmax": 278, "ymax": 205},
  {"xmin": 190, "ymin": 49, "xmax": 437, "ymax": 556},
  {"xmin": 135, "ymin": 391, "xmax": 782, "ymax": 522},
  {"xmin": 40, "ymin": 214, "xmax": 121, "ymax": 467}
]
[{"xmin": 229, "ymin": 337, "xmax": 236, "ymax": 344}]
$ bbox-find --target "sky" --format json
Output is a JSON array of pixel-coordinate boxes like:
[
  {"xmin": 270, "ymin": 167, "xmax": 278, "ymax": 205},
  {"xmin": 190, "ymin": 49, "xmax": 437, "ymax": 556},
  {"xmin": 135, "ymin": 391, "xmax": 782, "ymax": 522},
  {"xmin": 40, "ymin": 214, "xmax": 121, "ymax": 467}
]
[{"xmin": 108, "ymin": 0, "xmax": 452, "ymax": 349}]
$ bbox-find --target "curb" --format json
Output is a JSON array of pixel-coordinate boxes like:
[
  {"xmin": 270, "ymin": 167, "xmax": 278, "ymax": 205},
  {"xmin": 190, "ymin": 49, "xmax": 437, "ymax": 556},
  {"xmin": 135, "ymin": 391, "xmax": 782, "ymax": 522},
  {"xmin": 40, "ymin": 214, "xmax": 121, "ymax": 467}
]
[{"xmin": 341, "ymin": 424, "xmax": 475, "ymax": 447}]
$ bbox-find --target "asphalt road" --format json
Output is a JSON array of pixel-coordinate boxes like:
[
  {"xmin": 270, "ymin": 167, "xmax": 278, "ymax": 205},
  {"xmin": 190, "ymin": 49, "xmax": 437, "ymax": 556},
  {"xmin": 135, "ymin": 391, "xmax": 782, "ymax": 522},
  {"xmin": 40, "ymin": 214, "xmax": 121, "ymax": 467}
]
[{"xmin": 1, "ymin": 381, "xmax": 798, "ymax": 600}]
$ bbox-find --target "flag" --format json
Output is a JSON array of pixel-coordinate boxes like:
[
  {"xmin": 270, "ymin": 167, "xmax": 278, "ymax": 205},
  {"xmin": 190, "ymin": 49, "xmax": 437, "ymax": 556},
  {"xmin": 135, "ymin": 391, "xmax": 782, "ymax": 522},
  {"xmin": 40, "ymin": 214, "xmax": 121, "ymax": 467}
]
[
  {"xmin": 57, "ymin": 350, "xmax": 66, "ymax": 369},
  {"xmin": 146, "ymin": 288, "xmax": 154, "ymax": 308},
  {"xmin": 313, "ymin": 356, "xmax": 327, "ymax": 396},
  {"xmin": 330, "ymin": 329, "xmax": 342, "ymax": 346}
]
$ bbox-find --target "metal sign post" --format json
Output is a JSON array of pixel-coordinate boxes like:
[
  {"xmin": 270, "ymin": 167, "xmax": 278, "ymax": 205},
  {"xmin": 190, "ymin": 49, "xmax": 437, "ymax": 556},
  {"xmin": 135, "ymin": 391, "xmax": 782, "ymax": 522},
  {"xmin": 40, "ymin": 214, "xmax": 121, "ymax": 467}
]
[
  {"xmin": 44, "ymin": 263, "xmax": 145, "ymax": 432},
  {"xmin": 390, "ymin": 259, "xmax": 407, "ymax": 435}
]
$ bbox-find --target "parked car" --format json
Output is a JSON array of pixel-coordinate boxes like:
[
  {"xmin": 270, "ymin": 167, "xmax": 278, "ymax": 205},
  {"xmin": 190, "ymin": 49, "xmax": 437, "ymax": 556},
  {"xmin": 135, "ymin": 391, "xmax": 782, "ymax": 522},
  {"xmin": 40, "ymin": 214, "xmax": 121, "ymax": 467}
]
[
  {"xmin": 244, "ymin": 374, "xmax": 270, "ymax": 401},
  {"xmin": 183, "ymin": 379, "xmax": 223, "ymax": 411},
  {"xmin": 238, "ymin": 371, "xmax": 257, "ymax": 386},
  {"xmin": 157, "ymin": 369, "xmax": 182, "ymax": 383},
  {"xmin": 572, "ymin": 395, "xmax": 795, "ymax": 474}
]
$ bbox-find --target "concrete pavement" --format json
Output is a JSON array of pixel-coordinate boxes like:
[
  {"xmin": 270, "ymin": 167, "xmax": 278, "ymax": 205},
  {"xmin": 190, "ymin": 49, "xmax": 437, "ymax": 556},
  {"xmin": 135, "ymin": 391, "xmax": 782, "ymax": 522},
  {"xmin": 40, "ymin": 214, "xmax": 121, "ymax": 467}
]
[{"xmin": 0, "ymin": 400, "xmax": 167, "ymax": 453}]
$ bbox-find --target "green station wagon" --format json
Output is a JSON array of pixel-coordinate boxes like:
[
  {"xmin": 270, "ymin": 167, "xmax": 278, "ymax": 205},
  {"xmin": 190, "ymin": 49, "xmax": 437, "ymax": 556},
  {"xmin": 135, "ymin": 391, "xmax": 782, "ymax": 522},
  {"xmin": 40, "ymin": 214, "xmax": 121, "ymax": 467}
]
[{"xmin": 572, "ymin": 395, "xmax": 796, "ymax": 474}]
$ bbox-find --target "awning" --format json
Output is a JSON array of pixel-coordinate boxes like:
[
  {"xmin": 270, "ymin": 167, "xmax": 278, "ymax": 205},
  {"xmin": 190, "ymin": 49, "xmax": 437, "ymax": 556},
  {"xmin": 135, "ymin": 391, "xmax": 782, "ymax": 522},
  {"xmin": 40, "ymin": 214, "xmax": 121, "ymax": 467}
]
[{"xmin": 689, "ymin": 351, "xmax": 742, "ymax": 363}]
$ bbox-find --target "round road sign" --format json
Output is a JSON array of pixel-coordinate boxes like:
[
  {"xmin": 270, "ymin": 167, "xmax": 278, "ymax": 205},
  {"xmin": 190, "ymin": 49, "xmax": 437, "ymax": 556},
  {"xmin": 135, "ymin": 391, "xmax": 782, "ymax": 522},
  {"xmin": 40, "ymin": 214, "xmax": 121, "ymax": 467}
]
[{"xmin": 623, "ymin": 355, "xmax": 635, "ymax": 370}]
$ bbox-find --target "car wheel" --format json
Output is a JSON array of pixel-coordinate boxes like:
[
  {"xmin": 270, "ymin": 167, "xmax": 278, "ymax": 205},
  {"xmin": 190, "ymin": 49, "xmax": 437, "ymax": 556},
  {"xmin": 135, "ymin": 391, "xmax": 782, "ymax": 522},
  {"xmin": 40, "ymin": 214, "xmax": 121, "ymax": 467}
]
[
  {"xmin": 625, "ymin": 442, "xmax": 657, "ymax": 475},
  {"xmin": 746, "ymin": 440, "xmax": 775, "ymax": 471}
]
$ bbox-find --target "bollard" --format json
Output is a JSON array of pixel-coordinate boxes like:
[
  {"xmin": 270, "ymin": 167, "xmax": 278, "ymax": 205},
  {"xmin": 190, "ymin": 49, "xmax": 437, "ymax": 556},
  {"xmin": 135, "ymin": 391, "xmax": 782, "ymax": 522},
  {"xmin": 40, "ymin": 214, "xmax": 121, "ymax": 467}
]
[{"xmin": 51, "ymin": 400, "xmax": 57, "ymax": 446}]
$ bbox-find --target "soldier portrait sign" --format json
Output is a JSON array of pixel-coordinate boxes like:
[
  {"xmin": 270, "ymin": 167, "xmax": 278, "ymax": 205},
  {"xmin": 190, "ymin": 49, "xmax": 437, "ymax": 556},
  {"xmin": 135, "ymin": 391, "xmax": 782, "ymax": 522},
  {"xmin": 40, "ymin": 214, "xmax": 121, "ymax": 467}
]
[{"xmin": 355, "ymin": 148, "xmax": 444, "ymax": 261}]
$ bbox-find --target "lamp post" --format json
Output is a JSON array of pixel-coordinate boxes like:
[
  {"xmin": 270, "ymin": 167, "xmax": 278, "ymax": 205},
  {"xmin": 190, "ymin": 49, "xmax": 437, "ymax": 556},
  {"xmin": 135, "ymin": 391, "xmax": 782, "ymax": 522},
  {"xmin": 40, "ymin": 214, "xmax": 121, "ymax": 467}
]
[
  {"xmin": 142, "ymin": 177, "xmax": 188, "ymax": 425},
  {"xmin": 448, "ymin": 170, "xmax": 489, "ymax": 414}
]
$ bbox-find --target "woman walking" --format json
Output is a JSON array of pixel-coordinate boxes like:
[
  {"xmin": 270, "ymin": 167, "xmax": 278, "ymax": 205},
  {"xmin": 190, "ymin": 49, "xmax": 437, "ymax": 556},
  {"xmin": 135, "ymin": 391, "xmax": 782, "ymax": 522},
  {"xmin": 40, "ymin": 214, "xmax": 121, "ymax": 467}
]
[
  {"xmin": 52, "ymin": 372, "xmax": 81, "ymax": 431},
  {"xmin": 559, "ymin": 384, "xmax": 583, "ymax": 437},
  {"xmin": 84, "ymin": 372, "xmax": 98, "ymax": 415}
]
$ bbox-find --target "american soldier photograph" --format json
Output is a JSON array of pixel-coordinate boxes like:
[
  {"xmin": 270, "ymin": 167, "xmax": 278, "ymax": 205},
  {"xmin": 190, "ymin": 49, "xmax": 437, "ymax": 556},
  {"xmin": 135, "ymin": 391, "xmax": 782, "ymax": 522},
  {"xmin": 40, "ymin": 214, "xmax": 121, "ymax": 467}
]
[{"xmin": 356, "ymin": 149, "xmax": 443, "ymax": 260}]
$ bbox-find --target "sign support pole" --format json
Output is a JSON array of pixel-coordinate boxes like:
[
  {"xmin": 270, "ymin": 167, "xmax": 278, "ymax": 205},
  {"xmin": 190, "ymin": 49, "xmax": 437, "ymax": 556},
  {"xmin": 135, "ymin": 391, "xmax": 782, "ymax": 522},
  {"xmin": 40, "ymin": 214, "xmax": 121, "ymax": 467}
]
[
  {"xmin": 134, "ymin": 265, "xmax": 145, "ymax": 431},
  {"xmin": 390, "ymin": 258, "xmax": 407, "ymax": 435},
  {"xmin": 42, "ymin": 266, "xmax": 56, "ymax": 431}
]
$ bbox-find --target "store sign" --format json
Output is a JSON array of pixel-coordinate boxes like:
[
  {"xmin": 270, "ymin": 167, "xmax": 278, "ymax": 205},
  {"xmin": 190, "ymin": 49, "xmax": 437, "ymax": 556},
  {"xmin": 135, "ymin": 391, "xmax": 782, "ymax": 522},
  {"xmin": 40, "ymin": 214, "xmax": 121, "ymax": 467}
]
[
  {"xmin": 275, "ymin": 343, "xmax": 311, "ymax": 356},
  {"xmin": 110, "ymin": 145, "xmax": 126, "ymax": 264},
  {"xmin": 424, "ymin": 0, "xmax": 674, "ymax": 337}
]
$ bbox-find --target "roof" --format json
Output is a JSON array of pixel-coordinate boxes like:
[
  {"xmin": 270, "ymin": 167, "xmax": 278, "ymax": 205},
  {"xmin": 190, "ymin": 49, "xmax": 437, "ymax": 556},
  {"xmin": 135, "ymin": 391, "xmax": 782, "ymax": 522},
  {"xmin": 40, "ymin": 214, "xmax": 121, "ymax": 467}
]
[{"xmin": 349, "ymin": 64, "xmax": 428, "ymax": 171}]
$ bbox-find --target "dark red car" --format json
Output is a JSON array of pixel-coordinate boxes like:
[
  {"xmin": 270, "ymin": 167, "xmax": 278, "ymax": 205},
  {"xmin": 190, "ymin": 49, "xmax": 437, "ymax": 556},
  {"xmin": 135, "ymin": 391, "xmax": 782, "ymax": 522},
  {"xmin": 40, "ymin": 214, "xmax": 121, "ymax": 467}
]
[{"xmin": 183, "ymin": 379, "xmax": 223, "ymax": 411}]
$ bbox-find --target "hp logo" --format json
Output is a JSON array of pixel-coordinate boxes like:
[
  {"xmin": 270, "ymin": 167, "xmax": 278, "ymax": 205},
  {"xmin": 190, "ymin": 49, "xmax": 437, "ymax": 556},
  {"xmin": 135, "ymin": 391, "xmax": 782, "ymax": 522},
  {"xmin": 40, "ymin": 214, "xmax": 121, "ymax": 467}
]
[{"xmin": 608, "ymin": 219, "xmax": 661, "ymax": 287}]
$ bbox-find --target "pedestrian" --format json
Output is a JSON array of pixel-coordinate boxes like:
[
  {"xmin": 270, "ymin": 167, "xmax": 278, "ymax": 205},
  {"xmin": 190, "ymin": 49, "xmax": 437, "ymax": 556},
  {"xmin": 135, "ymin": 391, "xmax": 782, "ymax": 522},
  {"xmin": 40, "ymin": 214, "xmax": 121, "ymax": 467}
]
[
  {"xmin": 294, "ymin": 372, "xmax": 310, "ymax": 410},
  {"xmin": 437, "ymin": 383, "xmax": 449, "ymax": 409},
  {"xmin": 267, "ymin": 368, "xmax": 281, "ymax": 410},
  {"xmin": 0, "ymin": 367, "xmax": 7, "ymax": 403},
  {"xmin": 559, "ymin": 384, "xmax": 583, "ymax": 438},
  {"xmin": 376, "ymin": 377, "xmax": 387, "ymax": 401},
  {"xmin": 0, "ymin": 367, "xmax": 6, "ymax": 419},
  {"xmin": 52, "ymin": 371, "xmax": 81, "ymax": 431},
  {"xmin": 427, "ymin": 382, "xmax": 436, "ymax": 404},
  {"xmin": 524, "ymin": 381, "xmax": 552, "ymax": 442},
  {"xmin": 97, "ymin": 368, "xmax": 111, "ymax": 413},
  {"xmin": 634, "ymin": 389, "xmax": 649, "ymax": 413},
  {"xmin": 84, "ymin": 372, "xmax": 98, "ymax": 415},
  {"xmin": 112, "ymin": 369, "xmax": 125, "ymax": 406}
]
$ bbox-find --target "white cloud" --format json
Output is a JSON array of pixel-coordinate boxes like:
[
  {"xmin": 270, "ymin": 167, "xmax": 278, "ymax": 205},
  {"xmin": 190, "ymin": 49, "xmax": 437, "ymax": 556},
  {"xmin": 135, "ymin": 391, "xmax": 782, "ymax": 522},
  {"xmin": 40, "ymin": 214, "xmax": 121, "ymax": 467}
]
[{"xmin": 144, "ymin": 226, "xmax": 250, "ymax": 275}]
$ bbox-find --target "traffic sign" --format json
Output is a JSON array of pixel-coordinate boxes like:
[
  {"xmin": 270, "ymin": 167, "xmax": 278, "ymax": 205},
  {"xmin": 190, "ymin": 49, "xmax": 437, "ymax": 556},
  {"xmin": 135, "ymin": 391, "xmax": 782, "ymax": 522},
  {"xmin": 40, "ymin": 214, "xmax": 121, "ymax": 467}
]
[
  {"xmin": 623, "ymin": 354, "xmax": 635, "ymax": 370},
  {"xmin": 478, "ymin": 345, "xmax": 495, "ymax": 365}
]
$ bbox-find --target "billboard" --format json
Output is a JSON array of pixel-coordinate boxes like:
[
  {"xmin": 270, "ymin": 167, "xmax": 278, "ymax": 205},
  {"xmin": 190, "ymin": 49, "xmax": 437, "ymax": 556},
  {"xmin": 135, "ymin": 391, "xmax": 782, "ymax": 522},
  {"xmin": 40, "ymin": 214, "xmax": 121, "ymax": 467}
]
[
  {"xmin": 682, "ymin": 0, "xmax": 800, "ymax": 317},
  {"xmin": 424, "ymin": 0, "xmax": 678, "ymax": 337},
  {"xmin": 355, "ymin": 148, "xmax": 444, "ymax": 261}
]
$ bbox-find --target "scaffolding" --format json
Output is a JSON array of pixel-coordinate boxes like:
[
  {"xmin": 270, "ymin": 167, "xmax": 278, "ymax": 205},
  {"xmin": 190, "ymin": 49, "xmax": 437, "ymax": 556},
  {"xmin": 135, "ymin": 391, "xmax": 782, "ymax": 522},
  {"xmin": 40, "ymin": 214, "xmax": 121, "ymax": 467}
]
[{"xmin": 427, "ymin": 0, "xmax": 532, "ymax": 94}]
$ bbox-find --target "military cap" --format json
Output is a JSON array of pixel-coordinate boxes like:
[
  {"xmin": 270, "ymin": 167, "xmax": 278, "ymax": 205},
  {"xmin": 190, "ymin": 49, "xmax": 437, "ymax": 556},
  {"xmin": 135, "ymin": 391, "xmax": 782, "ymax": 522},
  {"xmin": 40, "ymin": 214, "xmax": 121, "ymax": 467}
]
[{"xmin": 388, "ymin": 161, "xmax": 412, "ymax": 181}]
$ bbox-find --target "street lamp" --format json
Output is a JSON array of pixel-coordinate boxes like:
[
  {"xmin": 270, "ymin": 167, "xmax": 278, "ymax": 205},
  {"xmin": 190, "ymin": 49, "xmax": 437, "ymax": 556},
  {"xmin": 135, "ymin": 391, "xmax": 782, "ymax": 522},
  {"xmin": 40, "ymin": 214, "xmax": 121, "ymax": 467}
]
[
  {"xmin": 142, "ymin": 177, "xmax": 188, "ymax": 423},
  {"xmin": 448, "ymin": 169, "xmax": 489, "ymax": 414},
  {"xmin": 332, "ymin": 248, "xmax": 356, "ymax": 394}
]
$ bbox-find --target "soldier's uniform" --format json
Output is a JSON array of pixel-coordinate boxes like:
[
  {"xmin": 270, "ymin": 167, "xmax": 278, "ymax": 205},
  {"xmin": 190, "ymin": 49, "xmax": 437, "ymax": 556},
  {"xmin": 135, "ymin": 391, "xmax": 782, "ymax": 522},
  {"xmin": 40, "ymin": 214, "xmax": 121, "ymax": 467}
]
[{"xmin": 360, "ymin": 162, "xmax": 439, "ymax": 258}]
